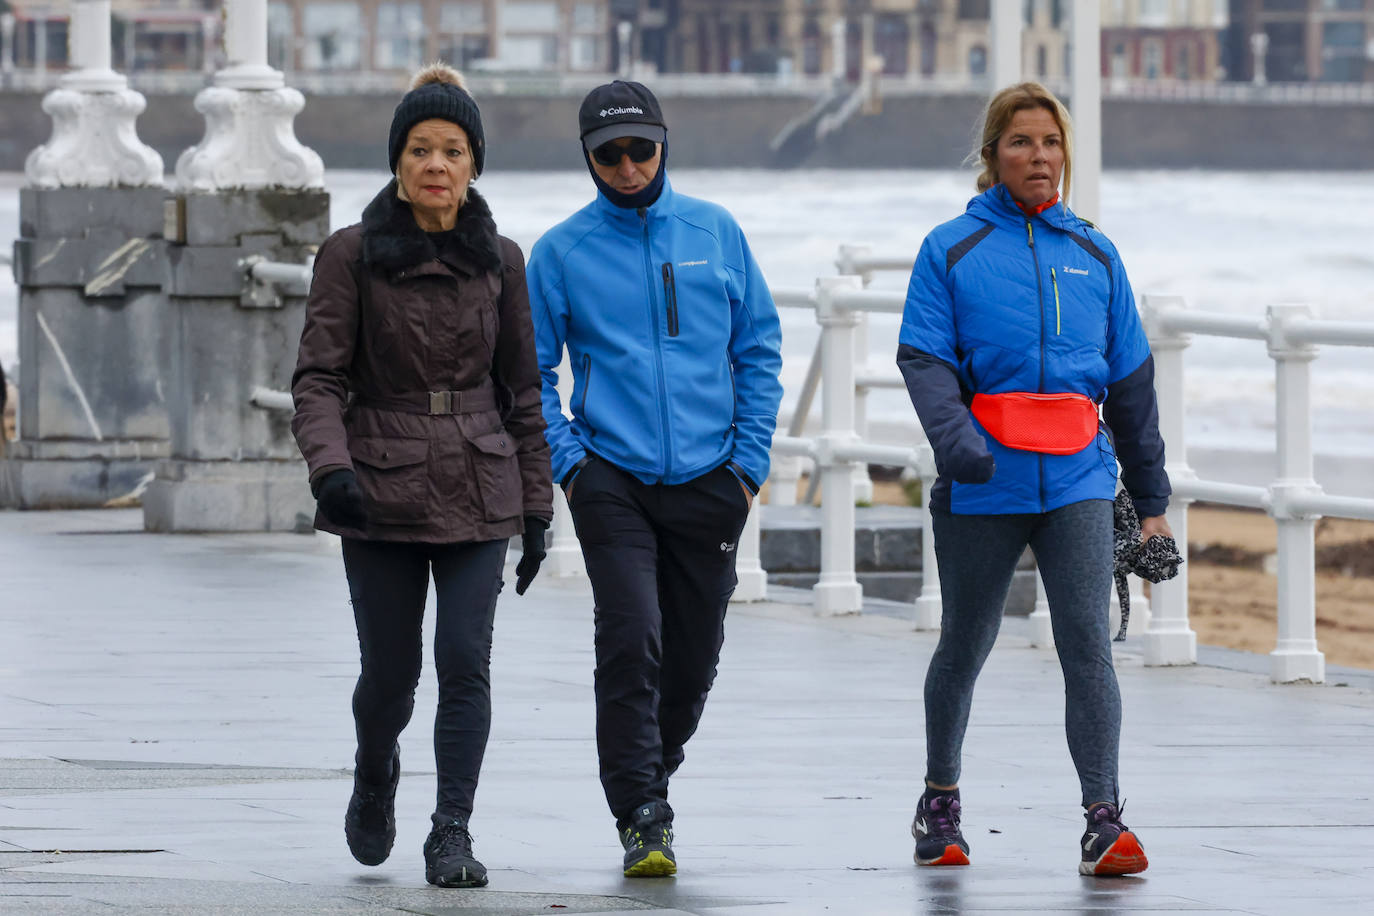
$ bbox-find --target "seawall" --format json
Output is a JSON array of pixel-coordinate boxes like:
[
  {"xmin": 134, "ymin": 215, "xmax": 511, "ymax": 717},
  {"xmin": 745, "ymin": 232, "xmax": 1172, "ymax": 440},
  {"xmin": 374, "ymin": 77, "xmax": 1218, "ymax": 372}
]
[{"xmin": 3, "ymin": 90, "xmax": 1372, "ymax": 172}]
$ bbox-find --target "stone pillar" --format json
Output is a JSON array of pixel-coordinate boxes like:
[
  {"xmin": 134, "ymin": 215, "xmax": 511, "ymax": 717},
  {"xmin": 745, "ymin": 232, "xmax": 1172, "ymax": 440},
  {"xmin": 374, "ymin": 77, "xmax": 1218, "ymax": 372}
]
[
  {"xmin": 1, "ymin": 0, "xmax": 166, "ymax": 509},
  {"xmin": 143, "ymin": 0, "xmax": 326, "ymax": 532}
]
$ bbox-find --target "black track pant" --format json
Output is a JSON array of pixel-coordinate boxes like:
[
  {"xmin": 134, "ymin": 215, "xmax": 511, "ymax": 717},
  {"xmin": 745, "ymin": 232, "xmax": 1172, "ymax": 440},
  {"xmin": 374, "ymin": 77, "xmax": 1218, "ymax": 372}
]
[
  {"xmin": 341, "ymin": 537, "xmax": 506, "ymax": 821},
  {"xmin": 568, "ymin": 459, "xmax": 751, "ymax": 825}
]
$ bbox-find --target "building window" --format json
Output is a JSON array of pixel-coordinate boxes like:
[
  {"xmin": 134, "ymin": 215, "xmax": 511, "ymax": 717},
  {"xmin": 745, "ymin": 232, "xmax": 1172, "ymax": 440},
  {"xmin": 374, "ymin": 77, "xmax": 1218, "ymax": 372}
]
[
  {"xmin": 303, "ymin": 2, "xmax": 363, "ymax": 70},
  {"xmin": 1139, "ymin": 0, "xmax": 1168, "ymax": 28},
  {"xmin": 1176, "ymin": 42, "xmax": 1190, "ymax": 80},
  {"xmin": 503, "ymin": 1, "xmax": 560, "ymax": 69},
  {"xmin": 959, "ymin": 0, "xmax": 990, "ymax": 21},
  {"xmin": 376, "ymin": 3, "xmax": 425, "ymax": 71},
  {"xmin": 439, "ymin": 2, "xmax": 489, "ymax": 69},
  {"xmin": 969, "ymin": 44, "xmax": 987, "ymax": 76},
  {"xmin": 1320, "ymin": 21, "xmax": 1365, "ymax": 82},
  {"xmin": 1036, "ymin": 44, "xmax": 1047, "ymax": 76},
  {"xmin": 1142, "ymin": 38, "xmax": 1162, "ymax": 79},
  {"xmin": 268, "ymin": 3, "xmax": 293, "ymax": 70},
  {"xmin": 569, "ymin": 1, "xmax": 605, "ymax": 70}
]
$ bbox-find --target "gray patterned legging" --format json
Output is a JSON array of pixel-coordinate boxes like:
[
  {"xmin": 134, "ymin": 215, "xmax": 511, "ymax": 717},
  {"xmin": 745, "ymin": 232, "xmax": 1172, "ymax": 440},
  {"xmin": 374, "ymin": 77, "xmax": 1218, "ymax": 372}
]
[{"xmin": 924, "ymin": 499, "xmax": 1120, "ymax": 807}]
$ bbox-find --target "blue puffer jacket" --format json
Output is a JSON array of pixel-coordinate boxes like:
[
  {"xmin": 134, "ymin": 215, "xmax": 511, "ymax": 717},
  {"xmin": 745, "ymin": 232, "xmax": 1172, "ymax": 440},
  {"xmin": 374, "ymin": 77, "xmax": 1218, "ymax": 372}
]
[
  {"xmin": 897, "ymin": 184, "xmax": 1170, "ymax": 518},
  {"xmin": 527, "ymin": 177, "xmax": 783, "ymax": 490}
]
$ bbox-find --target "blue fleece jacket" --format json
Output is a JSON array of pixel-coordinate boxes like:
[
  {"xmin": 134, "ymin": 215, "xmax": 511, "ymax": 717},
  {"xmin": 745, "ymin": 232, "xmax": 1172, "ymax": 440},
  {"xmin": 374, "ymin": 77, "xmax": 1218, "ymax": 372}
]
[
  {"xmin": 527, "ymin": 177, "xmax": 783, "ymax": 490},
  {"xmin": 897, "ymin": 184, "xmax": 1170, "ymax": 518}
]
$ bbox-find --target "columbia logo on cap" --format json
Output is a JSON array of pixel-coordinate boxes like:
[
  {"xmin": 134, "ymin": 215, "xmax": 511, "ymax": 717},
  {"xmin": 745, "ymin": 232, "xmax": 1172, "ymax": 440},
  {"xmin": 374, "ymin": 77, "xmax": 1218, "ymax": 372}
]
[{"xmin": 600, "ymin": 106, "xmax": 644, "ymax": 117}]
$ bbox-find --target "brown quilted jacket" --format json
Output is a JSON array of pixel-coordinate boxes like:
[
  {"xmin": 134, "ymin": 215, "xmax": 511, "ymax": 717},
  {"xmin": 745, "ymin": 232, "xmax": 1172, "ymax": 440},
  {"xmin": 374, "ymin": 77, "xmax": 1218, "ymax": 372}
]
[{"xmin": 291, "ymin": 182, "xmax": 552, "ymax": 542}]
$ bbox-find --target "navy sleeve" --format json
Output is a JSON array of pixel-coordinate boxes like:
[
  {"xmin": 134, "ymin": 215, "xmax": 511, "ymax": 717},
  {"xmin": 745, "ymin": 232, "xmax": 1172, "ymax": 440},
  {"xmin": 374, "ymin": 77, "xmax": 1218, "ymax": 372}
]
[
  {"xmin": 896, "ymin": 343, "xmax": 994, "ymax": 484},
  {"xmin": 1103, "ymin": 354, "xmax": 1170, "ymax": 518}
]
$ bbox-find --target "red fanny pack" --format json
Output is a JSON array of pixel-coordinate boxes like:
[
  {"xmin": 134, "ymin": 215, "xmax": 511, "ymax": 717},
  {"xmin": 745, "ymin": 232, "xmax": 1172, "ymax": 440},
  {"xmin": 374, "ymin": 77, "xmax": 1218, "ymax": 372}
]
[{"xmin": 970, "ymin": 392, "xmax": 1099, "ymax": 455}]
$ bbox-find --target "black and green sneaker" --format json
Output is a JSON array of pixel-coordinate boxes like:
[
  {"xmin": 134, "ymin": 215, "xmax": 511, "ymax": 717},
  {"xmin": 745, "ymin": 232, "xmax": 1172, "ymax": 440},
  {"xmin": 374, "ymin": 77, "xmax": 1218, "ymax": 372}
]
[{"xmin": 619, "ymin": 801, "xmax": 676, "ymax": 877}]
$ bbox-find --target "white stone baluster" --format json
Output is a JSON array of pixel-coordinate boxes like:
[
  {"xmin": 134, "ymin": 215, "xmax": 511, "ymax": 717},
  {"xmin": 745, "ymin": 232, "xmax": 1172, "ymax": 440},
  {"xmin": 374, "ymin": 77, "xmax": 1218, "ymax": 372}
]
[
  {"xmin": 176, "ymin": 0, "xmax": 323, "ymax": 191},
  {"xmin": 24, "ymin": 0, "xmax": 162, "ymax": 189}
]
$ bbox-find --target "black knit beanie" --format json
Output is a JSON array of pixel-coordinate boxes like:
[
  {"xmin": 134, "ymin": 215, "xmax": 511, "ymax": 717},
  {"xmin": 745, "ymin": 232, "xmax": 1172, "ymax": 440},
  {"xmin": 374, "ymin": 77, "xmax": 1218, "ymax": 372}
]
[{"xmin": 388, "ymin": 64, "xmax": 485, "ymax": 176}]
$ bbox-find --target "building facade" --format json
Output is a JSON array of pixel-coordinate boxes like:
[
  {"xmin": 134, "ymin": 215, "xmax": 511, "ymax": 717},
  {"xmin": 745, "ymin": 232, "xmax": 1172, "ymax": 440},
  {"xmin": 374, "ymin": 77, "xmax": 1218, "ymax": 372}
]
[
  {"xmin": 1225, "ymin": 0, "xmax": 1374, "ymax": 84},
  {"xmin": 1101, "ymin": 0, "xmax": 1228, "ymax": 83}
]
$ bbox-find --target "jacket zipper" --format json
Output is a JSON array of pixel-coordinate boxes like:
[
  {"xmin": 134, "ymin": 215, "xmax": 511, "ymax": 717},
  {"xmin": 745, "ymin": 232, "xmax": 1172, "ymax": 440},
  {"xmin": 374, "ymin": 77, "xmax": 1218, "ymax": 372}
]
[
  {"xmin": 1027, "ymin": 218, "xmax": 1046, "ymax": 511},
  {"xmin": 1050, "ymin": 267, "xmax": 1061, "ymax": 335},
  {"xmin": 641, "ymin": 210, "xmax": 673, "ymax": 478},
  {"xmin": 662, "ymin": 262, "xmax": 679, "ymax": 337},
  {"xmin": 579, "ymin": 353, "xmax": 594, "ymax": 437}
]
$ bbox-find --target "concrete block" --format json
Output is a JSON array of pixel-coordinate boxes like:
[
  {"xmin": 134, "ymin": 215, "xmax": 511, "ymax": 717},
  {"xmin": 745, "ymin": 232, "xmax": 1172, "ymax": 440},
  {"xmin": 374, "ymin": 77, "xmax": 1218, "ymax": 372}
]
[
  {"xmin": 17, "ymin": 287, "xmax": 170, "ymax": 443},
  {"xmin": 142, "ymin": 459, "xmax": 315, "ymax": 533},
  {"xmin": 179, "ymin": 189, "xmax": 330, "ymax": 248},
  {"xmin": 161, "ymin": 297, "xmax": 305, "ymax": 460},
  {"xmin": 19, "ymin": 187, "xmax": 168, "ymax": 239},
  {"xmin": 0, "ymin": 455, "xmax": 157, "ymax": 509}
]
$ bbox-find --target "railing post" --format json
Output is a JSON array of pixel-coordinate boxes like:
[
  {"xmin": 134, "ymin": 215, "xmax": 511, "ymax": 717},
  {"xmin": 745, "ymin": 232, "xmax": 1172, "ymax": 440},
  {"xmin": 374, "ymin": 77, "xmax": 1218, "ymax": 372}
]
[
  {"xmin": 768, "ymin": 451, "xmax": 802, "ymax": 506},
  {"xmin": 1266, "ymin": 305, "xmax": 1325, "ymax": 684},
  {"xmin": 546, "ymin": 352, "xmax": 584, "ymax": 578},
  {"xmin": 837, "ymin": 244, "xmax": 874, "ymax": 504},
  {"xmin": 813, "ymin": 276, "xmax": 864, "ymax": 616},
  {"xmin": 1140, "ymin": 295, "xmax": 1198, "ymax": 666},
  {"xmin": 732, "ymin": 502, "xmax": 767, "ymax": 602},
  {"xmin": 545, "ymin": 486, "xmax": 585, "ymax": 578},
  {"xmin": 1028, "ymin": 570, "xmax": 1054, "ymax": 648},
  {"xmin": 912, "ymin": 445, "xmax": 941, "ymax": 630}
]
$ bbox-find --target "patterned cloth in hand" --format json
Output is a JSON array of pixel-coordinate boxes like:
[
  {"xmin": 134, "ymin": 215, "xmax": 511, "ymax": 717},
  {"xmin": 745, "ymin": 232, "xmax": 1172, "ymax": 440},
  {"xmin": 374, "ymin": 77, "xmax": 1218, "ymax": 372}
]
[{"xmin": 1112, "ymin": 490, "xmax": 1183, "ymax": 641}]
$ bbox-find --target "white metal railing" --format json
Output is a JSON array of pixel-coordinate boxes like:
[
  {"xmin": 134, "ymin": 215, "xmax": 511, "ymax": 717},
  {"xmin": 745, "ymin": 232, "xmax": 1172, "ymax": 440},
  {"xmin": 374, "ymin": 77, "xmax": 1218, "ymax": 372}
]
[
  {"xmin": 1141, "ymin": 295, "xmax": 1374, "ymax": 684},
  {"xmin": 233, "ymin": 251, "xmax": 1374, "ymax": 683}
]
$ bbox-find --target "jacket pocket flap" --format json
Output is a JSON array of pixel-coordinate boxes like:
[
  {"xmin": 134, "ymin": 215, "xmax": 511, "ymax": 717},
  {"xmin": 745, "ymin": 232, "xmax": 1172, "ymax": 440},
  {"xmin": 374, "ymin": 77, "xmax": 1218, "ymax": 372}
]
[
  {"xmin": 349, "ymin": 436, "xmax": 428, "ymax": 469},
  {"xmin": 468, "ymin": 431, "xmax": 517, "ymax": 457}
]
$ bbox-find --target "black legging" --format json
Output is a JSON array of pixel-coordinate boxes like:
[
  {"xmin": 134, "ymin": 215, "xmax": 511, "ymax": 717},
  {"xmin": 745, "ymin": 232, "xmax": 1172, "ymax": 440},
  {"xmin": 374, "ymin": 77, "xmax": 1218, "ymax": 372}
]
[{"xmin": 341, "ymin": 537, "xmax": 506, "ymax": 821}]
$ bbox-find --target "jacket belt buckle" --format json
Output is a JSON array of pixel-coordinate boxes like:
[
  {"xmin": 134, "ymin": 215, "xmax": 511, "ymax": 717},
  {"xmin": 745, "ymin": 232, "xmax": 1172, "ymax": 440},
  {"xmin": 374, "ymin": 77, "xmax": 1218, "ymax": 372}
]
[{"xmin": 428, "ymin": 390, "xmax": 454, "ymax": 415}]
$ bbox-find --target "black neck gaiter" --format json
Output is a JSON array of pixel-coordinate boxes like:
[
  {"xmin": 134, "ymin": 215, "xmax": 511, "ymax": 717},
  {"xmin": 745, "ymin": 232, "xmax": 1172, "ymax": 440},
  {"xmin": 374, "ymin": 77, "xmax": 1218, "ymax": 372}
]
[{"xmin": 584, "ymin": 138, "xmax": 668, "ymax": 210}]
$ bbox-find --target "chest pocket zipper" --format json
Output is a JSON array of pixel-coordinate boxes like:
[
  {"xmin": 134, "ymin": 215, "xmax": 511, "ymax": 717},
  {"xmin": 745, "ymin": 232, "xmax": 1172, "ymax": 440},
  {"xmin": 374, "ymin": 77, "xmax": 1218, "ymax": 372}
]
[{"xmin": 662, "ymin": 262, "xmax": 679, "ymax": 337}]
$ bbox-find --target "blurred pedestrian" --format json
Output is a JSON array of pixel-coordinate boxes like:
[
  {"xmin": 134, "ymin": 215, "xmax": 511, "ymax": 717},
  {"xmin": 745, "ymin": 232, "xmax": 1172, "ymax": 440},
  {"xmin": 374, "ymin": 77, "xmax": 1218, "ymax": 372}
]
[
  {"xmin": 896, "ymin": 82, "xmax": 1170, "ymax": 876},
  {"xmin": 526, "ymin": 80, "xmax": 783, "ymax": 877},
  {"xmin": 291, "ymin": 63, "xmax": 552, "ymax": 888}
]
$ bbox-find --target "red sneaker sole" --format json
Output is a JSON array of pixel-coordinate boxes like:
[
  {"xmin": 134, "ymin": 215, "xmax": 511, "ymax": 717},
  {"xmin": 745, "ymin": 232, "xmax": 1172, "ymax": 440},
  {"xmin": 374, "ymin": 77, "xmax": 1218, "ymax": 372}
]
[
  {"xmin": 917, "ymin": 845, "xmax": 970, "ymax": 867},
  {"xmin": 1081, "ymin": 831, "xmax": 1148, "ymax": 876}
]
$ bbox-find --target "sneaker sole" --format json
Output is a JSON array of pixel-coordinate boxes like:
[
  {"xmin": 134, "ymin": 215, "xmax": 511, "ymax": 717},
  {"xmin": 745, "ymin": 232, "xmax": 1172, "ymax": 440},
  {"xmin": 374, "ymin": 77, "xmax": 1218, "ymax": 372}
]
[
  {"xmin": 915, "ymin": 845, "xmax": 971, "ymax": 867},
  {"xmin": 345, "ymin": 825, "xmax": 393, "ymax": 867},
  {"xmin": 624, "ymin": 850, "xmax": 677, "ymax": 877},
  {"xmin": 426, "ymin": 868, "xmax": 489, "ymax": 888},
  {"xmin": 1079, "ymin": 831, "xmax": 1148, "ymax": 876}
]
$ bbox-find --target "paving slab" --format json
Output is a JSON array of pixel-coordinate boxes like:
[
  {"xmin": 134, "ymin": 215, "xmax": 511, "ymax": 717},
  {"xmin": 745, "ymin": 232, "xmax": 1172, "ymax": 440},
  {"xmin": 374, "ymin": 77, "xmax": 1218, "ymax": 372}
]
[{"xmin": 1, "ymin": 509, "xmax": 1372, "ymax": 915}]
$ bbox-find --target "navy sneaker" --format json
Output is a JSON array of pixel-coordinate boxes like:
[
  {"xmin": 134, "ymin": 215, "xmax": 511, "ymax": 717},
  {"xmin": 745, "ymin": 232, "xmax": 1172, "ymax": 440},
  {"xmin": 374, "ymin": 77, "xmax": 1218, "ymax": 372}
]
[
  {"xmin": 424, "ymin": 815, "xmax": 488, "ymax": 887},
  {"xmin": 344, "ymin": 746, "xmax": 399, "ymax": 866},
  {"xmin": 1079, "ymin": 801, "xmax": 1148, "ymax": 876},
  {"xmin": 619, "ymin": 800, "xmax": 676, "ymax": 877},
  {"xmin": 911, "ymin": 788, "xmax": 970, "ymax": 866}
]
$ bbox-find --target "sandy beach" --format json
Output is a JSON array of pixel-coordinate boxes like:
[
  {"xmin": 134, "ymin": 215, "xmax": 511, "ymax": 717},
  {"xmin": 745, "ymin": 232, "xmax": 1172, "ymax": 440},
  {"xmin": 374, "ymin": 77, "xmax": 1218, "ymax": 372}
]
[{"xmin": 862, "ymin": 479, "xmax": 1374, "ymax": 672}]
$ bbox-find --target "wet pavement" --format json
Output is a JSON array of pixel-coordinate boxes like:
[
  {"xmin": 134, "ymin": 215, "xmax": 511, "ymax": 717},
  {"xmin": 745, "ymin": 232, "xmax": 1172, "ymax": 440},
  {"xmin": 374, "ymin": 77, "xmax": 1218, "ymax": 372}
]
[{"xmin": 2, "ymin": 509, "xmax": 1371, "ymax": 914}]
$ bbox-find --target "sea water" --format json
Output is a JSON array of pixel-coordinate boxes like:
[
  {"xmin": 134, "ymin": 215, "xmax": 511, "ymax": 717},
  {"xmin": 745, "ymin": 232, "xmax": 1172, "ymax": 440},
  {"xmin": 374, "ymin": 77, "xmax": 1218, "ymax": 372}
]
[{"xmin": 3, "ymin": 168, "xmax": 1372, "ymax": 457}]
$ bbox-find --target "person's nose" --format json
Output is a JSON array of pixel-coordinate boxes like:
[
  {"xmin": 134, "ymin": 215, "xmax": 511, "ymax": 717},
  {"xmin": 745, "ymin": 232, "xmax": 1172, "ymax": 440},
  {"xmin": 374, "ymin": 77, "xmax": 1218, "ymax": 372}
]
[{"xmin": 617, "ymin": 153, "xmax": 637, "ymax": 178}]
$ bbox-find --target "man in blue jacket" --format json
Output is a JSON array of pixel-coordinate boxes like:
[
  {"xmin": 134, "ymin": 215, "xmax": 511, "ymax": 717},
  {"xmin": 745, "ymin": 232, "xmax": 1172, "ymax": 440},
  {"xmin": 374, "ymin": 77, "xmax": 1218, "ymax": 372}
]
[{"xmin": 526, "ymin": 80, "xmax": 783, "ymax": 878}]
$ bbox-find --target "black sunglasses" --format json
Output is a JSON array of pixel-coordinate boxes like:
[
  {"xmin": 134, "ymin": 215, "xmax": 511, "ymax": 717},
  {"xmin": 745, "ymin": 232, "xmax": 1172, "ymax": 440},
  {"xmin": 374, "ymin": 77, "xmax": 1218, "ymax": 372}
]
[{"xmin": 589, "ymin": 137, "xmax": 658, "ymax": 167}]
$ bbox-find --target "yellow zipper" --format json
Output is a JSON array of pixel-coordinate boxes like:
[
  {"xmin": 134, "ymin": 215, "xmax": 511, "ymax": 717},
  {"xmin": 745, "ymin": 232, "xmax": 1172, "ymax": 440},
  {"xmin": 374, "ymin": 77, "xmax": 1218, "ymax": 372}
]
[
  {"xmin": 1026, "ymin": 221, "xmax": 1034, "ymax": 247},
  {"xmin": 1050, "ymin": 267, "xmax": 1061, "ymax": 335}
]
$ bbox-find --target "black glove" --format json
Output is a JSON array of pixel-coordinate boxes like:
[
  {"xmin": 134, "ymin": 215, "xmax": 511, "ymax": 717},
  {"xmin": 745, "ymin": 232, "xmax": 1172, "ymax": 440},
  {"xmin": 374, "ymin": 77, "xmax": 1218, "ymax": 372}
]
[
  {"xmin": 315, "ymin": 469, "xmax": 368, "ymax": 529},
  {"xmin": 514, "ymin": 516, "xmax": 549, "ymax": 595}
]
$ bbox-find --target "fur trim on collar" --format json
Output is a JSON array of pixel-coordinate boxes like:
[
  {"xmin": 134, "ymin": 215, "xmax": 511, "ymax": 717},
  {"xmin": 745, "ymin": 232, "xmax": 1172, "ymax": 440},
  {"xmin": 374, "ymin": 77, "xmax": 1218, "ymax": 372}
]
[{"xmin": 360, "ymin": 181, "xmax": 502, "ymax": 275}]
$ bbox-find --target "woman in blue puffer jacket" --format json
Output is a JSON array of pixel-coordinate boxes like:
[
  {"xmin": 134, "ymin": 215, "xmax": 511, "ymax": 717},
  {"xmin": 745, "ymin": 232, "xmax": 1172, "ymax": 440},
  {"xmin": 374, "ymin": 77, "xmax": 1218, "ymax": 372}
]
[{"xmin": 897, "ymin": 82, "xmax": 1170, "ymax": 877}]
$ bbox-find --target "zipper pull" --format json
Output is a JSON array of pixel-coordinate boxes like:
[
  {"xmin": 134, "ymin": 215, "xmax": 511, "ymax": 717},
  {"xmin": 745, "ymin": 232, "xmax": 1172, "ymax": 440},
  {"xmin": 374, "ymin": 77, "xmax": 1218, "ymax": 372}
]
[{"xmin": 1026, "ymin": 220, "xmax": 1034, "ymax": 247}]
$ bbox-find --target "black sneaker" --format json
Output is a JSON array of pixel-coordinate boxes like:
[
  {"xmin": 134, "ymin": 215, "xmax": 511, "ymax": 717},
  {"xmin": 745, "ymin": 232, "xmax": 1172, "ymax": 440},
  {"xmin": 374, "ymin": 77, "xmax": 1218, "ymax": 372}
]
[
  {"xmin": 619, "ymin": 800, "xmax": 676, "ymax": 877},
  {"xmin": 424, "ymin": 815, "xmax": 488, "ymax": 888},
  {"xmin": 344, "ymin": 746, "xmax": 399, "ymax": 866},
  {"xmin": 911, "ymin": 788, "xmax": 970, "ymax": 866},
  {"xmin": 1079, "ymin": 801, "xmax": 1148, "ymax": 876}
]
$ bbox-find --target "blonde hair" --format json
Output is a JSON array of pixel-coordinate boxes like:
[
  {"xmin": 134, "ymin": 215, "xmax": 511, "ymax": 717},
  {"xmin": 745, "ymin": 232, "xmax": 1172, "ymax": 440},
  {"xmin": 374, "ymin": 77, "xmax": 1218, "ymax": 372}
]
[{"xmin": 970, "ymin": 81, "xmax": 1073, "ymax": 203}]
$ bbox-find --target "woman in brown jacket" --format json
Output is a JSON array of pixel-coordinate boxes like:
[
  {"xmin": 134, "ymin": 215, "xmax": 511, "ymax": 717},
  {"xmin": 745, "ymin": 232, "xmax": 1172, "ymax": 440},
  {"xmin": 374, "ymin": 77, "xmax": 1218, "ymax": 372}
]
[{"xmin": 290, "ymin": 64, "xmax": 552, "ymax": 888}]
